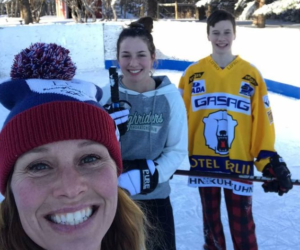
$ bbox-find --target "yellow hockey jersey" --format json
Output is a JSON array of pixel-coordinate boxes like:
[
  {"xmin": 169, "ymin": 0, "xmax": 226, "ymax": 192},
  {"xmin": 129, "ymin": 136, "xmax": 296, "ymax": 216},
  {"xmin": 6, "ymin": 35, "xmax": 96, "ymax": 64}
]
[{"xmin": 179, "ymin": 55, "xmax": 276, "ymax": 179}]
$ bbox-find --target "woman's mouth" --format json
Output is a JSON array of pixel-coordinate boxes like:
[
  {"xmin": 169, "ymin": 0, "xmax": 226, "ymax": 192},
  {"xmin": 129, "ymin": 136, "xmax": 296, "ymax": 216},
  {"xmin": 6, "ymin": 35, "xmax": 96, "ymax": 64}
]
[
  {"xmin": 128, "ymin": 69, "xmax": 142, "ymax": 74},
  {"xmin": 46, "ymin": 206, "xmax": 98, "ymax": 226}
]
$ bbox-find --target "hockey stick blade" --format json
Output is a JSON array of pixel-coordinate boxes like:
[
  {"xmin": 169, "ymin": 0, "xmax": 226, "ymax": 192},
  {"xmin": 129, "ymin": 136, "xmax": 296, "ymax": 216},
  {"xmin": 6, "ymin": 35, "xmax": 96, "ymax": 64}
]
[{"xmin": 174, "ymin": 170, "xmax": 300, "ymax": 186}]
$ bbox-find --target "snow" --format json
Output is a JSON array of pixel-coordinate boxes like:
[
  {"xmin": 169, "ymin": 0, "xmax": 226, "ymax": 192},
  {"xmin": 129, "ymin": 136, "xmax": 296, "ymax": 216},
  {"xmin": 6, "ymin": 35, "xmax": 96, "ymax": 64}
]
[
  {"xmin": 253, "ymin": 0, "xmax": 300, "ymax": 16},
  {"xmin": 1, "ymin": 17, "xmax": 300, "ymax": 249},
  {"xmin": 196, "ymin": 0, "xmax": 212, "ymax": 8}
]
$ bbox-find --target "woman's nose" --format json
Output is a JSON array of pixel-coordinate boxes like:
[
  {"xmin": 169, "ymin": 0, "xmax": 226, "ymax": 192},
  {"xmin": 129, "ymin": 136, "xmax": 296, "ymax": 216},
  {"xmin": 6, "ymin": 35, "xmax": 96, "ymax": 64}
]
[
  {"xmin": 52, "ymin": 165, "xmax": 88, "ymax": 199},
  {"xmin": 129, "ymin": 57, "xmax": 139, "ymax": 66}
]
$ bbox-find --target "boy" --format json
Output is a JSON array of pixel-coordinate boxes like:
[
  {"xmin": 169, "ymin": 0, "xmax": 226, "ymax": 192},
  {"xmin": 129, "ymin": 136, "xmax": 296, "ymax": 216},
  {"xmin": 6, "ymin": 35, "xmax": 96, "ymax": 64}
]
[{"xmin": 178, "ymin": 10, "xmax": 293, "ymax": 250}]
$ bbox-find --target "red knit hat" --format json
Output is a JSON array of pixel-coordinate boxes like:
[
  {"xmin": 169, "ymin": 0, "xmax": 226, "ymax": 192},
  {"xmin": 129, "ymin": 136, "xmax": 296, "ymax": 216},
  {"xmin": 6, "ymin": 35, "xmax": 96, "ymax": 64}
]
[{"xmin": 0, "ymin": 43, "xmax": 122, "ymax": 195}]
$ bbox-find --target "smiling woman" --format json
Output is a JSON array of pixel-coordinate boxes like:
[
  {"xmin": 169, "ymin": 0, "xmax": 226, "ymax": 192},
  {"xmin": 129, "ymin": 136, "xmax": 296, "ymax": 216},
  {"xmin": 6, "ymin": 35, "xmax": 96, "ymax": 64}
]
[
  {"xmin": 0, "ymin": 43, "xmax": 148, "ymax": 250},
  {"xmin": 110, "ymin": 17, "xmax": 188, "ymax": 250}
]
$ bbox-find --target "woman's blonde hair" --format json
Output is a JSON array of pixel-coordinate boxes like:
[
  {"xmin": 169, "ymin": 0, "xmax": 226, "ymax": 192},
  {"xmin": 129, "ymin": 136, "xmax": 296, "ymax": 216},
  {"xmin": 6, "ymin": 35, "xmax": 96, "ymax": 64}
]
[{"xmin": 0, "ymin": 177, "xmax": 148, "ymax": 250}]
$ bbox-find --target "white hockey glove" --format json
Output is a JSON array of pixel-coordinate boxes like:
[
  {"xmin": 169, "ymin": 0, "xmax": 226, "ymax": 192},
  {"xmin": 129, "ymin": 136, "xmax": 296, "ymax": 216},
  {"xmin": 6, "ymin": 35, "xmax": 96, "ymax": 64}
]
[
  {"xmin": 118, "ymin": 159, "xmax": 159, "ymax": 196},
  {"xmin": 104, "ymin": 100, "xmax": 131, "ymax": 136}
]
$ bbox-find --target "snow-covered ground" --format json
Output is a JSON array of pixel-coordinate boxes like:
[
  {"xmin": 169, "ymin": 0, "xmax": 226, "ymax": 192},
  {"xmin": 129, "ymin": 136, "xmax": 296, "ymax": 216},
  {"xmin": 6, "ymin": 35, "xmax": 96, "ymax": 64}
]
[{"xmin": 0, "ymin": 15, "xmax": 300, "ymax": 249}]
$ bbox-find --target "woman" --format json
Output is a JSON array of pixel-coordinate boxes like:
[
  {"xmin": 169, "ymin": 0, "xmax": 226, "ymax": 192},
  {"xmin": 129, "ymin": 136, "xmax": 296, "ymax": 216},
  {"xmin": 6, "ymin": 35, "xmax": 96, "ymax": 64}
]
[
  {"xmin": 0, "ymin": 43, "xmax": 148, "ymax": 250},
  {"xmin": 114, "ymin": 17, "xmax": 188, "ymax": 250}
]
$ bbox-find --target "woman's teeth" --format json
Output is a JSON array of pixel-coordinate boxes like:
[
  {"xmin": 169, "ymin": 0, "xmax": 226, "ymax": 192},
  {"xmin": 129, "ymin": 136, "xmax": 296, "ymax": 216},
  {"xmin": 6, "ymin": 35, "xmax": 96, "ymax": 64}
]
[
  {"xmin": 49, "ymin": 207, "xmax": 93, "ymax": 226},
  {"xmin": 129, "ymin": 69, "xmax": 141, "ymax": 73}
]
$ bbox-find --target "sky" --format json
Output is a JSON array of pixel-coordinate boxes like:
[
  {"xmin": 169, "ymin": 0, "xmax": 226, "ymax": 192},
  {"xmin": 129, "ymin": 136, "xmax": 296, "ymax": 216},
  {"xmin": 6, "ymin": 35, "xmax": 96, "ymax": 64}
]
[{"xmin": 0, "ymin": 16, "xmax": 300, "ymax": 250}]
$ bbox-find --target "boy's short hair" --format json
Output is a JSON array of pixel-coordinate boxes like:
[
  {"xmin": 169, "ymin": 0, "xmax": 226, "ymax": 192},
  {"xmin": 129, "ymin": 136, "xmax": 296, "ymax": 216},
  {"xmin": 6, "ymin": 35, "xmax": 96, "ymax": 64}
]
[{"xmin": 207, "ymin": 10, "xmax": 236, "ymax": 35}]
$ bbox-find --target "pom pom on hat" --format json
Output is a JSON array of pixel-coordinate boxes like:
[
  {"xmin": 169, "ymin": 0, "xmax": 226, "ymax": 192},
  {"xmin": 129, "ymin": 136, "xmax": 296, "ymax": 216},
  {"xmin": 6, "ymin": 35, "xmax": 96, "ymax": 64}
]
[
  {"xmin": 10, "ymin": 43, "xmax": 76, "ymax": 80},
  {"xmin": 0, "ymin": 43, "xmax": 122, "ymax": 195}
]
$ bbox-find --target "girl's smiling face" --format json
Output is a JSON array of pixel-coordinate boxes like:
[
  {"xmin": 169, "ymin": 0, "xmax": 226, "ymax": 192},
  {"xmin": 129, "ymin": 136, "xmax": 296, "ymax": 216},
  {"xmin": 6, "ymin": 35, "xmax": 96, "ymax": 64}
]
[
  {"xmin": 11, "ymin": 139, "xmax": 118, "ymax": 250},
  {"xmin": 118, "ymin": 36, "xmax": 155, "ymax": 85}
]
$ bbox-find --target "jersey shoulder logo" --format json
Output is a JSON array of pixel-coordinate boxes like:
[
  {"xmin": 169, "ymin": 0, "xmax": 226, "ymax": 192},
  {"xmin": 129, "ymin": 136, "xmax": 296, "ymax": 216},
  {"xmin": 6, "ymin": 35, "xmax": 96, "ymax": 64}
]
[
  {"xmin": 263, "ymin": 95, "xmax": 270, "ymax": 108},
  {"xmin": 239, "ymin": 82, "xmax": 254, "ymax": 97},
  {"xmin": 242, "ymin": 75, "xmax": 258, "ymax": 86},
  {"xmin": 189, "ymin": 72, "xmax": 204, "ymax": 84},
  {"xmin": 203, "ymin": 110, "xmax": 237, "ymax": 155}
]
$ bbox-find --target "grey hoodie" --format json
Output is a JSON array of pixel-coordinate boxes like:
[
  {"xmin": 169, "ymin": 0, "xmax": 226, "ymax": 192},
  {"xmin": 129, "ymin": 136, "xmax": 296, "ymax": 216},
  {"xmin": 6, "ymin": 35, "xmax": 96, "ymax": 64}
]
[{"xmin": 118, "ymin": 75, "xmax": 188, "ymax": 200}]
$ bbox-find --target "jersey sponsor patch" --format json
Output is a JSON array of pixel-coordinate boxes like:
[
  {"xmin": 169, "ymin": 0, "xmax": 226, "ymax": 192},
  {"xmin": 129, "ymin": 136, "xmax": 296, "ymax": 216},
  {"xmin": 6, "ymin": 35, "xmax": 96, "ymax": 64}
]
[
  {"xmin": 263, "ymin": 95, "xmax": 270, "ymax": 108},
  {"xmin": 242, "ymin": 74, "xmax": 258, "ymax": 86},
  {"xmin": 192, "ymin": 79, "xmax": 206, "ymax": 94},
  {"xmin": 267, "ymin": 110, "xmax": 274, "ymax": 124},
  {"xmin": 188, "ymin": 177, "xmax": 253, "ymax": 196},
  {"xmin": 194, "ymin": 72, "xmax": 204, "ymax": 78},
  {"xmin": 188, "ymin": 72, "xmax": 204, "ymax": 84},
  {"xmin": 191, "ymin": 93, "xmax": 251, "ymax": 115},
  {"xmin": 190, "ymin": 155, "xmax": 254, "ymax": 175},
  {"xmin": 203, "ymin": 111, "xmax": 237, "ymax": 155},
  {"xmin": 239, "ymin": 82, "xmax": 254, "ymax": 97}
]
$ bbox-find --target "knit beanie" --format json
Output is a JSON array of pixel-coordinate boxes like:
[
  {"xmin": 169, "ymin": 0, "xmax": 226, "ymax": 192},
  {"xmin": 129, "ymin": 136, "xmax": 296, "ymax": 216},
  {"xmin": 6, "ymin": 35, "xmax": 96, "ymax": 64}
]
[{"xmin": 0, "ymin": 43, "xmax": 122, "ymax": 195}]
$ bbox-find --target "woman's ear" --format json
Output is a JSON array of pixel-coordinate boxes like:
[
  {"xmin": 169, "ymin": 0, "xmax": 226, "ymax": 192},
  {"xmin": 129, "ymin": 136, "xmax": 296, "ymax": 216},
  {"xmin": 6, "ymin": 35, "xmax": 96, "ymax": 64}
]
[{"xmin": 151, "ymin": 53, "xmax": 156, "ymax": 61}]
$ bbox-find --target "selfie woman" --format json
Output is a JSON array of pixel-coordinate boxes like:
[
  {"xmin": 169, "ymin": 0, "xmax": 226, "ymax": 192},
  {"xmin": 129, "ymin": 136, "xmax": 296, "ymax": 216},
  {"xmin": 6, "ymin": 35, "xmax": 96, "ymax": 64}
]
[{"xmin": 0, "ymin": 43, "xmax": 148, "ymax": 250}]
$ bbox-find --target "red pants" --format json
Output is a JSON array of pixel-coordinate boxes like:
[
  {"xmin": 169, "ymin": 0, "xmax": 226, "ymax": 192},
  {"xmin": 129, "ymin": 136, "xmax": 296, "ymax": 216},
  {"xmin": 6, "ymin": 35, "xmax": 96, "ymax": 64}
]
[{"xmin": 199, "ymin": 187, "xmax": 258, "ymax": 250}]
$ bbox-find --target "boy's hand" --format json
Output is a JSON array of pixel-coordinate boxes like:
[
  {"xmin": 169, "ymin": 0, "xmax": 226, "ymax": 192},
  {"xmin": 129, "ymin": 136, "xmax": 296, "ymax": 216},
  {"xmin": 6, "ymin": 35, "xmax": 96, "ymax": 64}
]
[{"xmin": 262, "ymin": 155, "xmax": 293, "ymax": 196}]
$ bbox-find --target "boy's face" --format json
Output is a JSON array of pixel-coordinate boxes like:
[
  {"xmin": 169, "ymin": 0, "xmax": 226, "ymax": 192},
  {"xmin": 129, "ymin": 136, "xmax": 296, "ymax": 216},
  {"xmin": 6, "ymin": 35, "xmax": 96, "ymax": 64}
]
[{"xmin": 208, "ymin": 20, "xmax": 236, "ymax": 56}]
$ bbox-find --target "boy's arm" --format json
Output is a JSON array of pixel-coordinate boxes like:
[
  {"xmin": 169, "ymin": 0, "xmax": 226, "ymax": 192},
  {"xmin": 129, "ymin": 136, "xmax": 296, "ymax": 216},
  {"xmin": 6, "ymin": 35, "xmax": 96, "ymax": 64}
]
[
  {"xmin": 251, "ymin": 70, "xmax": 293, "ymax": 195},
  {"xmin": 250, "ymin": 72, "xmax": 276, "ymax": 171}
]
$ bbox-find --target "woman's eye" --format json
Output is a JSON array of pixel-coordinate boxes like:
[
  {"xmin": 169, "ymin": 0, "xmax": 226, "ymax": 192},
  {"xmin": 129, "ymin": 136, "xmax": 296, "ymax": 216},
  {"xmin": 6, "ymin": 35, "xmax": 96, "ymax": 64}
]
[
  {"xmin": 81, "ymin": 155, "xmax": 100, "ymax": 164},
  {"xmin": 28, "ymin": 163, "xmax": 49, "ymax": 172}
]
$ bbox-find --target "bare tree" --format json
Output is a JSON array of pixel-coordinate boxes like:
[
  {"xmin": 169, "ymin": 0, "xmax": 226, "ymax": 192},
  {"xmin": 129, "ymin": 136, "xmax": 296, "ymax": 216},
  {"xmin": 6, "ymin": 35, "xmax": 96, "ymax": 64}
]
[
  {"xmin": 253, "ymin": 0, "xmax": 265, "ymax": 27},
  {"xmin": 0, "ymin": 1, "xmax": 3, "ymax": 15},
  {"xmin": 30, "ymin": 0, "xmax": 46, "ymax": 23},
  {"xmin": 14, "ymin": 0, "xmax": 19, "ymax": 16},
  {"xmin": 111, "ymin": 0, "xmax": 117, "ymax": 20},
  {"xmin": 2, "ymin": 0, "xmax": 16, "ymax": 17},
  {"xmin": 101, "ymin": 0, "xmax": 118, "ymax": 21},
  {"xmin": 81, "ymin": 0, "xmax": 97, "ymax": 22},
  {"xmin": 19, "ymin": 0, "xmax": 33, "ymax": 23},
  {"xmin": 147, "ymin": 0, "xmax": 157, "ymax": 18},
  {"xmin": 63, "ymin": 0, "xmax": 98, "ymax": 23},
  {"xmin": 45, "ymin": 0, "xmax": 56, "ymax": 15},
  {"xmin": 2, "ymin": 0, "xmax": 48, "ymax": 24}
]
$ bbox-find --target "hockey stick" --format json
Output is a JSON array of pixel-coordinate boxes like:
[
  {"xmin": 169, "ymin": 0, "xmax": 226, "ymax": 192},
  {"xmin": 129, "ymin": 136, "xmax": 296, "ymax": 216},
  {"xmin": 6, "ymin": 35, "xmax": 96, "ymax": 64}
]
[
  {"xmin": 109, "ymin": 66, "xmax": 120, "ymax": 110},
  {"xmin": 174, "ymin": 170, "xmax": 300, "ymax": 186}
]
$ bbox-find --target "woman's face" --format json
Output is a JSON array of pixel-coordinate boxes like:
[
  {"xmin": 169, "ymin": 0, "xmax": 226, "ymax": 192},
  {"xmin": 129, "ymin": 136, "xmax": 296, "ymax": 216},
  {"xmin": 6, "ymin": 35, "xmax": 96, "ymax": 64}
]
[
  {"xmin": 11, "ymin": 140, "xmax": 118, "ymax": 250},
  {"xmin": 118, "ymin": 36, "xmax": 154, "ymax": 84}
]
